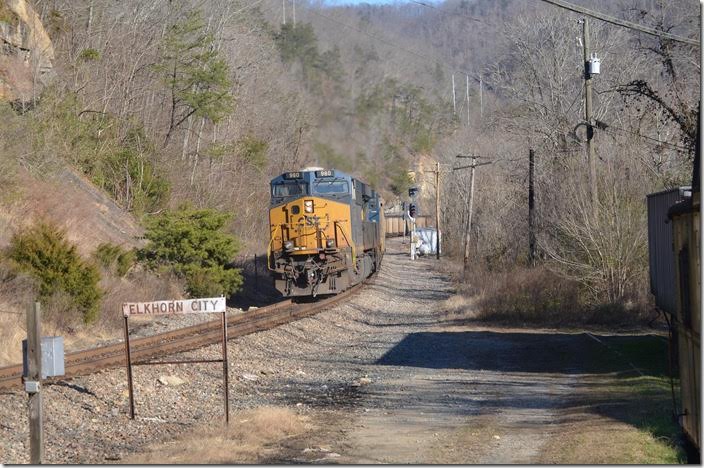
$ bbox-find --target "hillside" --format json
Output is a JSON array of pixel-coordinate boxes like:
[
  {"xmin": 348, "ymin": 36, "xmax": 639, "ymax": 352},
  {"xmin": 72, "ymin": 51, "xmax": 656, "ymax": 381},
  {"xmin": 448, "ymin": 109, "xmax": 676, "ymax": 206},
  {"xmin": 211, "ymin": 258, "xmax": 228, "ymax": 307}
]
[{"xmin": 1, "ymin": 167, "xmax": 144, "ymax": 253}]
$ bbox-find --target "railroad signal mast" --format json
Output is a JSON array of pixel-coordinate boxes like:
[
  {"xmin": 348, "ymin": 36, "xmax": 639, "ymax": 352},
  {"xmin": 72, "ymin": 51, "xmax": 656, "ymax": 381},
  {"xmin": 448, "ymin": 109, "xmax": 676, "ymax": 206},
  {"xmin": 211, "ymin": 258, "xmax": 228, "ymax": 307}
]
[{"xmin": 408, "ymin": 186, "xmax": 418, "ymax": 259}]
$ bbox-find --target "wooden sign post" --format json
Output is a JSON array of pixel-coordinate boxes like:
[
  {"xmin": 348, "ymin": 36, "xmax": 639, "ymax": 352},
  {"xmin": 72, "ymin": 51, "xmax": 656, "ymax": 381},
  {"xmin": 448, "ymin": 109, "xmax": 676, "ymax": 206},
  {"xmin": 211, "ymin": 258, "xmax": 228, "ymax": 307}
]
[
  {"xmin": 122, "ymin": 297, "xmax": 229, "ymax": 423},
  {"xmin": 26, "ymin": 302, "xmax": 43, "ymax": 464}
]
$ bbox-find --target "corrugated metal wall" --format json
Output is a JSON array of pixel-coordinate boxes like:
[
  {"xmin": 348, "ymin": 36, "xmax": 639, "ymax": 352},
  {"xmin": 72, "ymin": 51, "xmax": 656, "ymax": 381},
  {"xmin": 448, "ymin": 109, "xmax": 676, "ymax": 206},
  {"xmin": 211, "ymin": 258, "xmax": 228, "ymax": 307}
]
[{"xmin": 646, "ymin": 187, "xmax": 691, "ymax": 314}]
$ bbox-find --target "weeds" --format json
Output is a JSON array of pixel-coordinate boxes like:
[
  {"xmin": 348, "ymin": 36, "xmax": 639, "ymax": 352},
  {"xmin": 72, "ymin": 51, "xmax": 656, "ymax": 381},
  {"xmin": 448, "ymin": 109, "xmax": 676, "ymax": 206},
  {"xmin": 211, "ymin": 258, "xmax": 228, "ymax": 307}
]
[
  {"xmin": 452, "ymin": 265, "xmax": 654, "ymax": 327},
  {"xmin": 126, "ymin": 406, "xmax": 310, "ymax": 464}
]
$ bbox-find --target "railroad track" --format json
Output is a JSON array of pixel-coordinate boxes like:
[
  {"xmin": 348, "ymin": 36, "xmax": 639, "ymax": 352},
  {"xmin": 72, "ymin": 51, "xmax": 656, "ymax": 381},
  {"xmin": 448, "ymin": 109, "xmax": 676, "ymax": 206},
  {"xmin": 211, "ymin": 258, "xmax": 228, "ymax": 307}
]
[{"xmin": 0, "ymin": 284, "xmax": 362, "ymax": 391}]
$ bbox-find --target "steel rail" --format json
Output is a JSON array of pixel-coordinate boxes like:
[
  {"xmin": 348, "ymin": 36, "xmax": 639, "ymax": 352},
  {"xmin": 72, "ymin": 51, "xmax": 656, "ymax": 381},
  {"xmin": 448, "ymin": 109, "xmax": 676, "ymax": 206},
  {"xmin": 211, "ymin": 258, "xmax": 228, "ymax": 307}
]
[{"xmin": 0, "ymin": 284, "xmax": 362, "ymax": 391}]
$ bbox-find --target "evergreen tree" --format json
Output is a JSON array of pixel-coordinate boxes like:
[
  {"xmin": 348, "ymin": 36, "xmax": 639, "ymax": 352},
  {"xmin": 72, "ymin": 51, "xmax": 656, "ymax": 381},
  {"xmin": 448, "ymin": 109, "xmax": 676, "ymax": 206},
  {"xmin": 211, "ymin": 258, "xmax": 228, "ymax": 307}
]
[
  {"xmin": 138, "ymin": 207, "xmax": 242, "ymax": 297},
  {"xmin": 156, "ymin": 10, "xmax": 233, "ymax": 146}
]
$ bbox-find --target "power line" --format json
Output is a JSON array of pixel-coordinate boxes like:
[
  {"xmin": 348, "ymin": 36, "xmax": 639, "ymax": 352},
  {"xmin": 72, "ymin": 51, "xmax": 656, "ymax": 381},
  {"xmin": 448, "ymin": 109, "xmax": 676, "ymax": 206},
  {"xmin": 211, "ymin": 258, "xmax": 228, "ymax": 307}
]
[
  {"xmin": 603, "ymin": 124, "xmax": 691, "ymax": 152},
  {"xmin": 408, "ymin": 0, "xmax": 486, "ymax": 24},
  {"xmin": 538, "ymin": 0, "xmax": 698, "ymax": 46}
]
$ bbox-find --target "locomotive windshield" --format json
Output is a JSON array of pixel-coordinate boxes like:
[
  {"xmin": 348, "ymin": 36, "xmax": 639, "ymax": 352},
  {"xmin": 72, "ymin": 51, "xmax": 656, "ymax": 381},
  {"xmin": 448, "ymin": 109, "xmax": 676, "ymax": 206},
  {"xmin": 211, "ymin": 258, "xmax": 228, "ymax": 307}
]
[
  {"xmin": 313, "ymin": 179, "xmax": 349, "ymax": 195},
  {"xmin": 272, "ymin": 182, "xmax": 308, "ymax": 198}
]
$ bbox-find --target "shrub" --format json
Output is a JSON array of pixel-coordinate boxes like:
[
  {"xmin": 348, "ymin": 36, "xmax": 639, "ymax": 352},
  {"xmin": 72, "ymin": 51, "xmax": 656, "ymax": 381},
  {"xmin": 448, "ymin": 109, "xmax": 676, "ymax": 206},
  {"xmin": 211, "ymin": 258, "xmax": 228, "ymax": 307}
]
[
  {"xmin": 6, "ymin": 222, "xmax": 102, "ymax": 323},
  {"xmin": 95, "ymin": 146, "xmax": 170, "ymax": 215},
  {"xmin": 93, "ymin": 242, "xmax": 122, "ymax": 269},
  {"xmin": 182, "ymin": 264, "xmax": 241, "ymax": 298},
  {"xmin": 93, "ymin": 242, "xmax": 135, "ymax": 277},
  {"xmin": 116, "ymin": 250, "xmax": 136, "ymax": 277},
  {"xmin": 138, "ymin": 207, "xmax": 242, "ymax": 297},
  {"xmin": 78, "ymin": 48, "xmax": 101, "ymax": 61},
  {"xmin": 389, "ymin": 166, "xmax": 413, "ymax": 196},
  {"xmin": 238, "ymin": 136, "xmax": 268, "ymax": 170}
]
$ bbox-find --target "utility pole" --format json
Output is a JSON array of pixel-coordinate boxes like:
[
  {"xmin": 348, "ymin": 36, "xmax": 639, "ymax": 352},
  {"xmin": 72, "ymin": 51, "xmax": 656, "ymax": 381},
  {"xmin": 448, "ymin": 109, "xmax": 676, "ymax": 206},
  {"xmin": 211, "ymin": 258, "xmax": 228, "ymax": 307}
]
[
  {"xmin": 435, "ymin": 161, "xmax": 441, "ymax": 260},
  {"xmin": 452, "ymin": 74, "xmax": 457, "ymax": 115},
  {"xmin": 528, "ymin": 149, "xmax": 536, "ymax": 267},
  {"xmin": 581, "ymin": 18, "xmax": 597, "ymax": 218},
  {"xmin": 26, "ymin": 302, "xmax": 43, "ymax": 464},
  {"xmin": 465, "ymin": 74, "xmax": 470, "ymax": 127},
  {"xmin": 282, "ymin": 0, "xmax": 286, "ymax": 25},
  {"xmin": 454, "ymin": 155, "xmax": 493, "ymax": 277},
  {"xmin": 292, "ymin": 0, "xmax": 296, "ymax": 26},
  {"xmin": 479, "ymin": 75, "xmax": 483, "ymax": 120},
  {"xmin": 463, "ymin": 158, "xmax": 476, "ymax": 275}
]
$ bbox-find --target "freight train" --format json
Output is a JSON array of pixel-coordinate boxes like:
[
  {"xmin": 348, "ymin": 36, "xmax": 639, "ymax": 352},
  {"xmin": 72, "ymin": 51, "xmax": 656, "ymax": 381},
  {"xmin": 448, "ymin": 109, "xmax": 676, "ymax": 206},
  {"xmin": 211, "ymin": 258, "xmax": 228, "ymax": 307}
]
[{"xmin": 268, "ymin": 168, "xmax": 384, "ymax": 297}]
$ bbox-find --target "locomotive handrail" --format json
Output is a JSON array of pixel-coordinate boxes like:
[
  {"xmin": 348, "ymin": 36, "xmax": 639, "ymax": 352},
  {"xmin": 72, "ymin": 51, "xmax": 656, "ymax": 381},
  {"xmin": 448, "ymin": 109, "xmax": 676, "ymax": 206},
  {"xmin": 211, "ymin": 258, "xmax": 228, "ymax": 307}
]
[
  {"xmin": 266, "ymin": 226, "xmax": 278, "ymax": 271},
  {"xmin": 334, "ymin": 220, "xmax": 357, "ymax": 272}
]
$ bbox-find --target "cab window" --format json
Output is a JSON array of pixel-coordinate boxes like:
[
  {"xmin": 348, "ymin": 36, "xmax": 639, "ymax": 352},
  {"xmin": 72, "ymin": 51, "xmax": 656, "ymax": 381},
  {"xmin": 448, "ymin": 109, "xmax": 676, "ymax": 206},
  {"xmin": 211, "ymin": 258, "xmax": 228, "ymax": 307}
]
[
  {"xmin": 272, "ymin": 182, "xmax": 308, "ymax": 197},
  {"xmin": 313, "ymin": 179, "xmax": 349, "ymax": 195}
]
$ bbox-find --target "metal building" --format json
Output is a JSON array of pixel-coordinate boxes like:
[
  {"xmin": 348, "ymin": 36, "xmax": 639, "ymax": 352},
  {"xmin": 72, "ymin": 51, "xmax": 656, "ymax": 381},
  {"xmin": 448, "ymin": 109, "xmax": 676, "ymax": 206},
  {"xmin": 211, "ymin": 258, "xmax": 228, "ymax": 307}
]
[{"xmin": 647, "ymin": 187, "xmax": 691, "ymax": 315}]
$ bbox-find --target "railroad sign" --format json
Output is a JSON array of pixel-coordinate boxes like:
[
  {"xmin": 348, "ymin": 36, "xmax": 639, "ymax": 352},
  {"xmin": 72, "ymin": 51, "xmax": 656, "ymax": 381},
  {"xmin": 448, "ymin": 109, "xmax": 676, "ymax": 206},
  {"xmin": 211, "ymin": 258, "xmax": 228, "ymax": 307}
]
[
  {"xmin": 121, "ymin": 296, "xmax": 230, "ymax": 423},
  {"xmin": 122, "ymin": 297, "xmax": 226, "ymax": 316}
]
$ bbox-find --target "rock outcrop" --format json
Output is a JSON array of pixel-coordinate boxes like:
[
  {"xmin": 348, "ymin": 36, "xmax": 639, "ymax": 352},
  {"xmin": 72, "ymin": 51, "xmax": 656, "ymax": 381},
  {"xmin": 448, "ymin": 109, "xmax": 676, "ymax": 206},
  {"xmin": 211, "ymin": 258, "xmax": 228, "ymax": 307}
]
[{"xmin": 0, "ymin": 0, "xmax": 54, "ymax": 103}]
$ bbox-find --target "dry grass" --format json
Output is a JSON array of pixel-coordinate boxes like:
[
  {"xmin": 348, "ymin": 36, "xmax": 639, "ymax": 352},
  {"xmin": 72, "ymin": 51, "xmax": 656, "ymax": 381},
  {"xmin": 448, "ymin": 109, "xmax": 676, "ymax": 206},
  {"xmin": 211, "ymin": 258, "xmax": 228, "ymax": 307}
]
[
  {"xmin": 542, "ymin": 420, "xmax": 682, "ymax": 464},
  {"xmin": 55, "ymin": 269, "xmax": 185, "ymax": 353},
  {"xmin": 0, "ymin": 263, "xmax": 34, "ymax": 366},
  {"xmin": 0, "ymin": 290, "xmax": 116, "ymax": 366},
  {"xmin": 98, "ymin": 269, "xmax": 184, "ymax": 329},
  {"xmin": 441, "ymin": 293, "xmax": 480, "ymax": 321},
  {"xmin": 0, "ymin": 310, "xmax": 25, "ymax": 365},
  {"xmin": 446, "ymin": 265, "xmax": 654, "ymax": 328},
  {"xmin": 125, "ymin": 406, "xmax": 311, "ymax": 464}
]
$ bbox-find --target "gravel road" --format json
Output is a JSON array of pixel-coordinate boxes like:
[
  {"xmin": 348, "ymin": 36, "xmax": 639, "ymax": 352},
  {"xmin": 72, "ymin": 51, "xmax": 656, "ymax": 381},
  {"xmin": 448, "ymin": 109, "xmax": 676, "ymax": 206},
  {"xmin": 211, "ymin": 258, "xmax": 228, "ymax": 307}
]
[{"xmin": 0, "ymin": 238, "xmax": 660, "ymax": 464}]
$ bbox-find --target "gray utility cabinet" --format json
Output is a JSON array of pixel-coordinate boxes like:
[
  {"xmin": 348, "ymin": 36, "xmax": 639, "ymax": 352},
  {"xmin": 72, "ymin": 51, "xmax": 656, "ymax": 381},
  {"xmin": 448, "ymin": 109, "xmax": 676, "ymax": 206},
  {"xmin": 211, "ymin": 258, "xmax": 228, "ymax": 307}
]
[{"xmin": 22, "ymin": 336, "xmax": 65, "ymax": 379}]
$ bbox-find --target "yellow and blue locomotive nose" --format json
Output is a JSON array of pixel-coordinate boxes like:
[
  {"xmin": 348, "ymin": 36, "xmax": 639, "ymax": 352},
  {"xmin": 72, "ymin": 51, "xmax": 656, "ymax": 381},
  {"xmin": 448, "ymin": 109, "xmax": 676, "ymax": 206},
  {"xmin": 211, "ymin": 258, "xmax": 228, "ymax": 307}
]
[
  {"xmin": 269, "ymin": 197, "xmax": 352, "ymax": 254},
  {"xmin": 268, "ymin": 168, "xmax": 383, "ymax": 297}
]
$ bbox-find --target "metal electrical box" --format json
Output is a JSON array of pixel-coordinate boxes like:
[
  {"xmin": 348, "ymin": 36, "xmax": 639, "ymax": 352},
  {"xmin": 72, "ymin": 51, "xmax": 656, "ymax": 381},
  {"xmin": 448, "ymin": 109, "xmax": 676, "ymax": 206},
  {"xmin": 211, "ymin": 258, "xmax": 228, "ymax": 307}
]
[
  {"xmin": 588, "ymin": 53, "xmax": 601, "ymax": 75},
  {"xmin": 22, "ymin": 336, "xmax": 65, "ymax": 379},
  {"xmin": 416, "ymin": 227, "xmax": 441, "ymax": 255}
]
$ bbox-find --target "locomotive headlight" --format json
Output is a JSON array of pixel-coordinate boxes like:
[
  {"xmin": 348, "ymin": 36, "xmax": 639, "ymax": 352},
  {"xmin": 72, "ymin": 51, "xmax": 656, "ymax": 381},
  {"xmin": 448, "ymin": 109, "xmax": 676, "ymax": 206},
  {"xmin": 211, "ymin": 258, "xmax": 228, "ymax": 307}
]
[
  {"xmin": 304, "ymin": 200, "xmax": 314, "ymax": 213},
  {"xmin": 326, "ymin": 239, "xmax": 336, "ymax": 248},
  {"xmin": 284, "ymin": 240, "xmax": 294, "ymax": 251}
]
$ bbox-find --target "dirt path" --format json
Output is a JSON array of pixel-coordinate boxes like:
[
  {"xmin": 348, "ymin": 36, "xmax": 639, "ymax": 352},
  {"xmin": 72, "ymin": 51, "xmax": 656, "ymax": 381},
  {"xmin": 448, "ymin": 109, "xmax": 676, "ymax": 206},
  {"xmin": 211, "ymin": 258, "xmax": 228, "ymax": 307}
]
[{"xmin": 331, "ymin": 329, "xmax": 588, "ymax": 464}]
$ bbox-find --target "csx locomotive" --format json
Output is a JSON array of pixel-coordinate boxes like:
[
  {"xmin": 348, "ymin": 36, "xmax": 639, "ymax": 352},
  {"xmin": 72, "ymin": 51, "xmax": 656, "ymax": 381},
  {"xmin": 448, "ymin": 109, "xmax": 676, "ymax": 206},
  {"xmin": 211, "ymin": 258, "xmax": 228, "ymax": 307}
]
[{"xmin": 268, "ymin": 168, "xmax": 384, "ymax": 297}]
